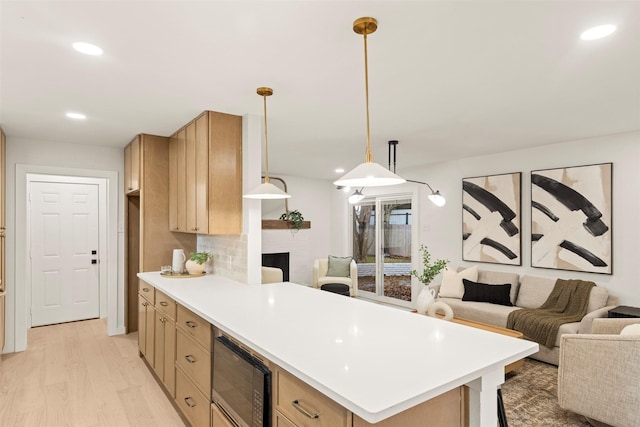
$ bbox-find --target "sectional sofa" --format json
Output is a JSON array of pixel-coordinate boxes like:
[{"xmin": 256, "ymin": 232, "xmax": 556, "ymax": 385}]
[{"xmin": 430, "ymin": 267, "xmax": 619, "ymax": 365}]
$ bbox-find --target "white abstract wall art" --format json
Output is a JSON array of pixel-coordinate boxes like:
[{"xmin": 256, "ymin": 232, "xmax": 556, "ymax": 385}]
[
  {"xmin": 462, "ymin": 172, "xmax": 521, "ymax": 265},
  {"xmin": 531, "ymin": 163, "xmax": 612, "ymax": 274}
]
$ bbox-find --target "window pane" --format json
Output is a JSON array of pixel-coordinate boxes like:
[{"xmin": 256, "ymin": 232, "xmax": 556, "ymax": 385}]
[
  {"xmin": 382, "ymin": 198, "xmax": 412, "ymax": 302},
  {"xmin": 353, "ymin": 202, "xmax": 375, "ymax": 294}
]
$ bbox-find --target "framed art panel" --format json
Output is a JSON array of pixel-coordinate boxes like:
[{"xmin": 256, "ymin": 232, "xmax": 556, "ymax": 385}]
[
  {"xmin": 462, "ymin": 172, "xmax": 521, "ymax": 265},
  {"xmin": 531, "ymin": 163, "xmax": 612, "ymax": 274}
]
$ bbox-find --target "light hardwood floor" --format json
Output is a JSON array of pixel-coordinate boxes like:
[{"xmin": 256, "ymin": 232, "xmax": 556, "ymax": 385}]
[{"xmin": 0, "ymin": 318, "xmax": 186, "ymax": 427}]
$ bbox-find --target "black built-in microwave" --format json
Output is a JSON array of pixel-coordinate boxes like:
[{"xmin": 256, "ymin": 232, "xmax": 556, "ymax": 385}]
[{"xmin": 212, "ymin": 334, "xmax": 271, "ymax": 427}]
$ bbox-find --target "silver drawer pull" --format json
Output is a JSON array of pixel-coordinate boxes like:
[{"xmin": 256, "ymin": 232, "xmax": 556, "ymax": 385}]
[
  {"xmin": 185, "ymin": 320, "xmax": 197, "ymax": 328},
  {"xmin": 292, "ymin": 400, "xmax": 320, "ymax": 419},
  {"xmin": 159, "ymin": 301, "xmax": 168, "ymax": 307},
  {"xmin": 184, "ymin": 354, "xmax": 197, "ymax": 364},
  {"xmin": 184, "ymin": 397, "xmax": 197, "ymax": 408},
  {"xmin": 142, "ymin": 288, "xmax": 149, "ymax": 292}
]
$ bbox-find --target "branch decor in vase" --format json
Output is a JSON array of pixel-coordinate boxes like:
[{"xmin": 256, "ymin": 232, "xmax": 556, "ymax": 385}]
[{"xmin": 410, "ymin": 245, "xmax": 449, "ymax": 314}]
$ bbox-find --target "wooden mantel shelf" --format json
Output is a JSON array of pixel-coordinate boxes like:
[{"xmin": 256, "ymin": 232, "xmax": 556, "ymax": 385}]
[{"xmin": 262, "ymin": 220, "xmax": 311, "ymax": 230}]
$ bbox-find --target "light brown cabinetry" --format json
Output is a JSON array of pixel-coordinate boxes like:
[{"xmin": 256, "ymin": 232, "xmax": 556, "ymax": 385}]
[
  {"xmin": 153, "ymin": 290, "xmax": 176, "ymax": 397},
  {"xmin": 274, "ymin": 367, "xmax": 352, "ymax": 427},
  {"xmin": 124, "ymin": 135, "xmax": 140, "ymax": 194},
  {"xmin": 176, "ymin": 367, "xmax": 210, "ymax": 427},
  {"xmin": 212, "ymin": 403, "xmax": 236, "ymax": 427},
  {"xmin": 175, "ymin": 303, "xmax": 212, "ymax": 427},
  {"xmin": 0, "ymin": 128, "xmax": 5, "ymax": 352},
  {"xmin": 126, "ymin": 134, "xmax": 195, "ymax": 332},
  {"xmin": 138, "ymin": 281, "xmax": 155, "ymax": 365},
  {"xmin": 168, "ymin": 110, "xmax": 242, "ymax": 235}
]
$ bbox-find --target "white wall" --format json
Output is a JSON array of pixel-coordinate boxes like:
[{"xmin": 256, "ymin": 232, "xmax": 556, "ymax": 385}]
[
  {"xmin": 399, "ymin": 131, "xmax": 640, "ymax": 306},
  {"xmin": 261, "ymin": 174, "xmax": 333, "ymax": 285},
  {"xmin": 4, "ymin": 137, "xmax": 124, "ymax": 353}
]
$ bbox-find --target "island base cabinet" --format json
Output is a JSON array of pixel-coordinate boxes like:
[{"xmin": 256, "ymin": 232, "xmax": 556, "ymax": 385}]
[
  {"xmin": 176, "ymin": 367, "xmax": 210, "ymax": 427},
  {"xmin": 352, "ymin": 386, "xmax": 465, "ymax": 427},
  {"xmin": 275, "ymin": 411, "xmax": 298, "ymax": 427},
  {"xmin": 274, "ymin": 367, "xmax": 352, "ymax": 427},
  {"xmin": 211, "ymin": 403, "xmax": 236, "ymax": 427}
]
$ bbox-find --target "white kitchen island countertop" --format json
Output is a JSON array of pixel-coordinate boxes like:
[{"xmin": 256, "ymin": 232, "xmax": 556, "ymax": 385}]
[{"xmin": 138, "ymin": 272, "xmax": 538, "ymax": 426}]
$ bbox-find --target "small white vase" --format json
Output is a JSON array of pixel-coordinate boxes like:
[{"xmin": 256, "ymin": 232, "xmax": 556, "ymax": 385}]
[
  {"xmin": 185, "ymin": 259, "xmax": 206, "ymax": 275},
  {"xmin": 416, "ymin": 286, "xmax": 436, "ymax": 315}
]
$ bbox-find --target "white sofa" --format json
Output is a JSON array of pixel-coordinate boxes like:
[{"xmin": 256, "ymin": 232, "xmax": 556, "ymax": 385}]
[{"xmin": 430, "ymin": 268, "xmax": 618, "ymax": 365}]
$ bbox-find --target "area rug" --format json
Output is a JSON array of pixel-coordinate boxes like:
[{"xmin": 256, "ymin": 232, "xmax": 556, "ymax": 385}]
[{"xmin": 501, "ymin": 358, "xmax": 591, "ymax": 426}]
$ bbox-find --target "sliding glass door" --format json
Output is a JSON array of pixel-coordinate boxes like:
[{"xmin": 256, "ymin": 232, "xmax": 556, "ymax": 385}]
[{"xmin": 353, "ymin": 196, "xmax": 413, "ymax": 306}]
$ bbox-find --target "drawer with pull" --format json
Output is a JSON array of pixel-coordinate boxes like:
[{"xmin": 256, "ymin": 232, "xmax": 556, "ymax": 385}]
[
  {"xmin": 177, "ymin": 304, "xmax": 211, "ymax": 351},
  {"xmin": 155, "ymin": 289, "xmax": 176, "ymax": 320},
  {"xmin": 275, "ymin": 367, "xmax": 351, "ymax": 427},
  {"xmin": 176, "ymin": 367, "xmax": 210, "ymax": 427},
  {"xmin": 175, "ymin": 328, "xmax": 211, "ymax": 396},
  {"xmin": 138, "ymin": 280, "xmax": 155, "ymax": 304}
]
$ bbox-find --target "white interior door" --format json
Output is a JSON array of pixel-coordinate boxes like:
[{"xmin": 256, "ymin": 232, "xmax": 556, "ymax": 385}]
[{"xmin": 30, "ymin": 181, "xmax": 100, "ymax": 326}]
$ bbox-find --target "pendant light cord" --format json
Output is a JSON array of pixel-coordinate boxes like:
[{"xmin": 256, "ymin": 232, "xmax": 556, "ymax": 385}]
[
  {"xmin": 263, "ymin": 93, "xmax": 270, "ymax": 183},
  {"xmin": 364, "ymin": 31, "xmax": 373, "ymax": 163}
]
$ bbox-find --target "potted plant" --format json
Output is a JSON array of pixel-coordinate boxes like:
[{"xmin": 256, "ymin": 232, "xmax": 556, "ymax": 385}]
[
  {"xmin": 279, "ymin": 209, "xmax": 305, "ymax": 230},
  {"xmin": 185, "ymin": 251, "xmax": 211, "ymax": 275},
  {"xmin": 410, "ymin": 244, "xmax": 448, "ymax": 314}
]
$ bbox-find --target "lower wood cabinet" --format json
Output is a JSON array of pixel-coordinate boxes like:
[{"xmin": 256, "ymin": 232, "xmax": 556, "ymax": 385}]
[
  {"xmin": 154, "ymin": 310, "xmax": 176, "ymax": 397},
  {"xmin": 275, "ymin": 410, "xmax": 298, "ymax": 427},
  {"xmin": 175, "ymin": 328, "xmax": 211, "ymax": 396},
  {"xmin": 138, "ymin": 293, "xmax": 155, "ymax": 365},
  {"xmin": 274, "ymin": 367, "xmax": 352, "ymax": 427},
  {"xmin": 211, "ymin": 403, "xmax": 235, "ymax": 427},
  {"xmin": 0, "ymin": 292, "xmax": 5, "ymax": 352},
  {"xmin": 175, "ymin": 366, "xmax": 210, "ymax": 427}
]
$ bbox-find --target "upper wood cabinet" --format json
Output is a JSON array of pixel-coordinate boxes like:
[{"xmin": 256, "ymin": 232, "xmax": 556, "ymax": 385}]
[
  {"xmin": 124, "ymin": 136, "xmax": 141, "ymax": 194},
  {"xmin": 169, "ymin": 111, "xmax": 242, "ymax": 235}
]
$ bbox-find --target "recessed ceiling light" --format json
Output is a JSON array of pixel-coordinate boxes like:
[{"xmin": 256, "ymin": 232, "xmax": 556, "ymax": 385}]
[
  {"xmin": 66, "ymin": 112, "xmax": 86, "ymax": 120},
  {"xmin": 580, "ymin": 25, "xmax": 616, "ymax": 41},
  {"xmin": 72, "ymin": 42, "xmax": 103, "ymax": 56},
  {"xmin": 335, "ymin": 168, "xmax": 345, "ymax": 173}
]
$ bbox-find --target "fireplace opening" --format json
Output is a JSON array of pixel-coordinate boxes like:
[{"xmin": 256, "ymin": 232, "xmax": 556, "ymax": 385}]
[{"xmin": 262, "ymin": 252, "xmax": 290, "ymax": 282}]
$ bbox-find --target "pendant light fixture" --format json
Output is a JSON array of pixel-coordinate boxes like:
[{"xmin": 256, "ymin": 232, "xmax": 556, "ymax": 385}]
[
  {"xmin": 244, "ymin": 87, "xmax": 291, "ymax": 199},
  {"xmin": 334, "ymin": 17, "xmax": 406, "ymax": 188}
]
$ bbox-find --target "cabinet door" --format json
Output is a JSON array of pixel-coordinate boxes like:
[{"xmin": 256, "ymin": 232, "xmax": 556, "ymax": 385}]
[
  {"xmin": 154, "ymin": 311, "xmax": 176, "ymax": 397},
  {"xmin": 194, "ymin": 113, "xmax": 209, "ymax": 234},
  {"xmin": 168, "ymin": 133, "xmax": 179, "ymax": 231},
  {"xmin": 145, "ymin": 300, "xmax": 155, "ymax": 367},
  {"xmin": 154, "ymin": 311, "xmax": 166, "ymax": 381},
  {"xmin": 0, "ymin": 293, "xmax": 5, "ymax": 352},
  {"xmin": 176, "ymin": 128, "xmax": 187, "ymax": 232},
  {"xmin": 185, "ymin": 121, "xmax": 197, "ymax": 233},
  {"xmin": 138, "ymin": 296, "xmax": 148, "ymax": 356},
  {"xmin": 208, "ymin": 112, "xmax": 242, "ymax": 234},
  {"xmin": 125, "ymin": 136, "xmax": 141, "ymax": 194},
  {"xmin": 164, "ymin": 316, "xmax": 176, "ymax": 397}
]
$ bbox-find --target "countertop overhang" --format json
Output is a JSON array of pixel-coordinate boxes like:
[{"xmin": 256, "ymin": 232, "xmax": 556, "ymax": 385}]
[{"xmin": 138, "ymin": 272, "xmax": 538, "ymax": 424}]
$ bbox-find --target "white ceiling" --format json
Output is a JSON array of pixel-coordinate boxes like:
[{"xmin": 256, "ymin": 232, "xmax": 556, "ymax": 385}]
[{"xmin": 1, "ymin": 1, "xmax": 639, "ymax": 180}]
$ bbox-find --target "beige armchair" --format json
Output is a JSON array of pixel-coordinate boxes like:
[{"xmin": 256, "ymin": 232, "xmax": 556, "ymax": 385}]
[
  {"xmin": 313, "ymin": 258, "xmax": 358, "ymax": 297},
  {"xmin": 261, "ymin": 266, "xmax": 283, "ymax": 284},
  {"xmin": 558, "ymin": 318, "xmax": 640, "ymax": 427}
]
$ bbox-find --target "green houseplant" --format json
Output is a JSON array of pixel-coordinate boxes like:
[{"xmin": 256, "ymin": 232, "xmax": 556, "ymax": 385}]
[
  {"xmin": 410, "ymin": 244, "xmax": 448, "ymax": 286},
  {"xmin": 280, "ymin": 209, "xmax": 305, "ymax": 230},
  {"xmin": 185, "ymin": 251, "xmax": 211, "ymax": 274}
]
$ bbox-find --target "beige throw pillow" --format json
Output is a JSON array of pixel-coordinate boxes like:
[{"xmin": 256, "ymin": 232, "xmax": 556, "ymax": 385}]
[
  {"xmin": 620, "ymin": 324, "xmax": 640, "ymax": 336},
  {"xmin": 439, "ymin": 266, "xmax": 478, "ymax": 299}
]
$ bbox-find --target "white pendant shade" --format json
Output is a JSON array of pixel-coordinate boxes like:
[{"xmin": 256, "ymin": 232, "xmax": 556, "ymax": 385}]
[
  {"xmin": 334, "ymin": 161, "xmax": 406, "ymax": 187},
  {"xmin": 243, "ymin": 182, "xmax": 291, "ymax": 199},
  {"xmin": 428, "ymin": 191, "xmax": 446, "ymax": 207}
]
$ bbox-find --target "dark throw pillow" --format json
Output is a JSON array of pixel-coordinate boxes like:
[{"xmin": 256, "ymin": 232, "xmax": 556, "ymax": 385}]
[
  {"xmin": 326, "ymin": 255, "xmax": 352, "ymax": 277},
  {"xmin": 462, "ymin": 279, "xmax": 513, "ymax": 306}
]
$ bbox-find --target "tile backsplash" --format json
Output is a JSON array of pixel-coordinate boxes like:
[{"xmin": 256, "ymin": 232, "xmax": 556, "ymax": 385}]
[{"xmin": 198, "ymin": 234, "xmax": 248, "ymax": 283}]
